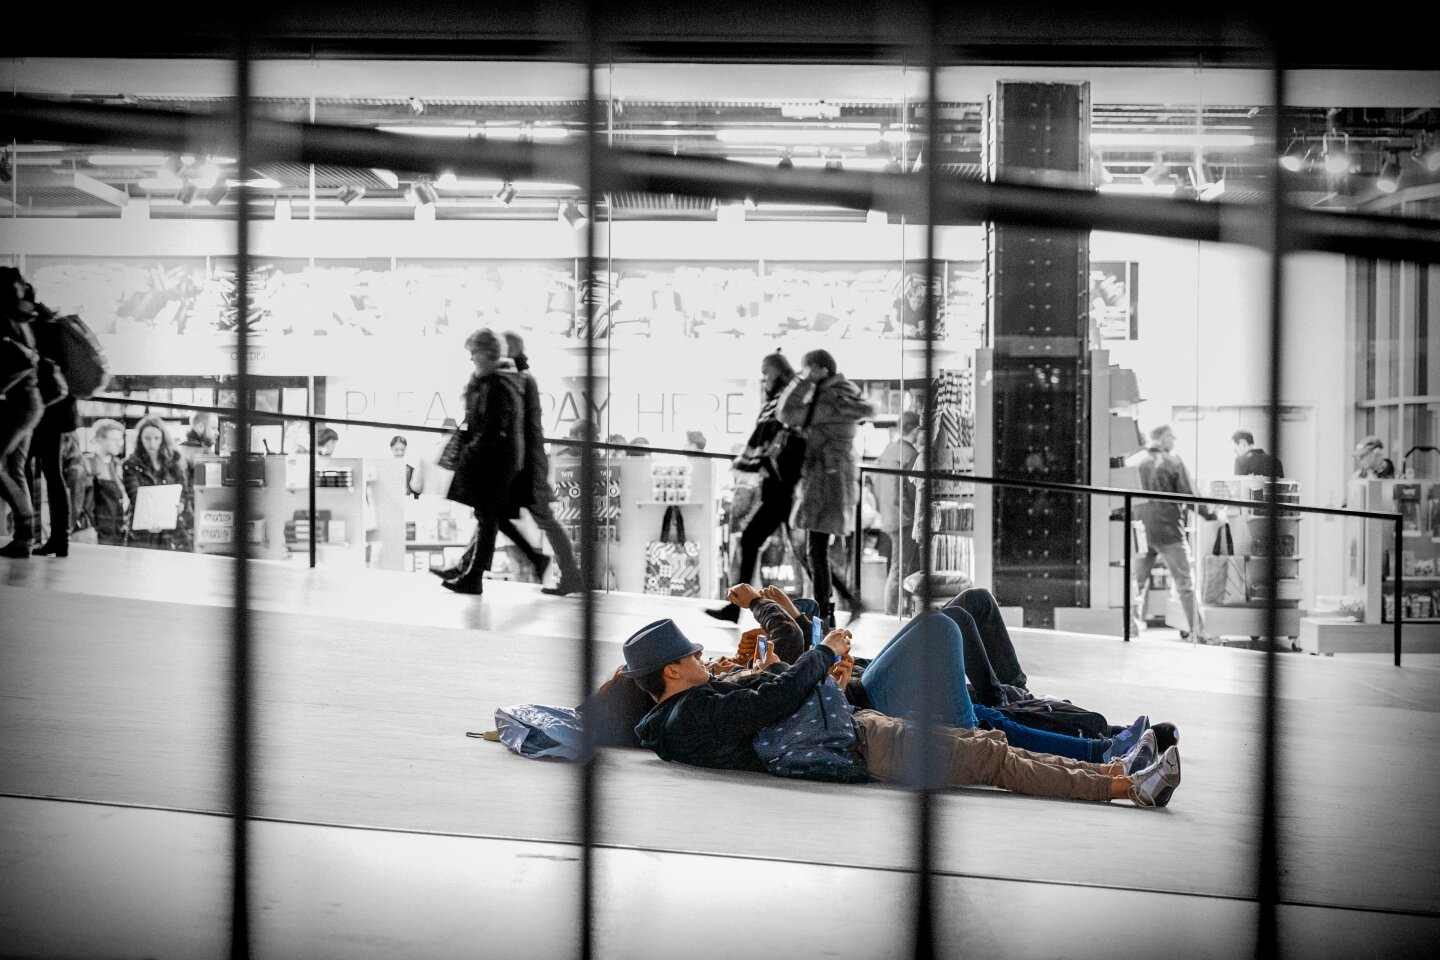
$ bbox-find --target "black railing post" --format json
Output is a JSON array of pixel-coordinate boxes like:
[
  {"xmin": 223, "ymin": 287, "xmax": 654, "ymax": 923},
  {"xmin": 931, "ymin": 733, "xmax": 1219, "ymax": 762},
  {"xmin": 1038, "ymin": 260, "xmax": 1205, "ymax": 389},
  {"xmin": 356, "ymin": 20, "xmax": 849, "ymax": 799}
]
[
  {"xmin": 1123, "ymin": 493, "xmax": 1133, "ymax": 642},
  {"xmin": 1394, "ymin": 517, "xmax": 1403, "ymax": 667},
  {"xmin": 308, "ymin": 420, "xmax": 317, "ymax": 569}
]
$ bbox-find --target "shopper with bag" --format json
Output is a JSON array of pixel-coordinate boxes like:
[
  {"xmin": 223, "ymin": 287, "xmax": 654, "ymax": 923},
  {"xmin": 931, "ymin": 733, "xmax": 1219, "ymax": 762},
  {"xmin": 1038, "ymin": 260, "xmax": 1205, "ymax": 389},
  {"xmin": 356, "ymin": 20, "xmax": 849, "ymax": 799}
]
[
  {"xmin": 1126, "ymin": 424, "xmax": 1216, "ymax": 641},
  {"xmin": 775, "ymin": 348, "xmax": 874, "ymax": 625},
  {"xmin": 439, "ymin": 328, "xmax": 525, "ymax": 595},
  {"xmin": 706, "ymin": 350, "xmax": 804, "ymax": 622},
  {"xmin": 0, "ymin": 267, "xmax": 45, "ymax": 559}
]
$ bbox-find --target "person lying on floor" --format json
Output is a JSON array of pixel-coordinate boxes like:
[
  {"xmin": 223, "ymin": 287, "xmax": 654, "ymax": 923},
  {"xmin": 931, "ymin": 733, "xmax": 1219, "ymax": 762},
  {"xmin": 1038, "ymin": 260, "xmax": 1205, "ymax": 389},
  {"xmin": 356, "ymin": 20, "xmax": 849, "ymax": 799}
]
[
  {"xmin": 620, "ymin": 586, "xmax": 1183, "ymax": 808},
  {"xmin": 726, "ymin": 586, "xmax": 1157, "ymax": 765}
]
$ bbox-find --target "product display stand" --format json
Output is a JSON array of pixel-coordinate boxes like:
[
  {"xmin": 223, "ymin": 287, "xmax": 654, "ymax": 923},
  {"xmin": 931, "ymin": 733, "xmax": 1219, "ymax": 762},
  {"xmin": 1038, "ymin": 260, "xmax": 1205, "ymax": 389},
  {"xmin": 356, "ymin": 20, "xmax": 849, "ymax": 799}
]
[{"xmin": 1188, "ymin": 482, "xmax": 1303, "ymax": 643}]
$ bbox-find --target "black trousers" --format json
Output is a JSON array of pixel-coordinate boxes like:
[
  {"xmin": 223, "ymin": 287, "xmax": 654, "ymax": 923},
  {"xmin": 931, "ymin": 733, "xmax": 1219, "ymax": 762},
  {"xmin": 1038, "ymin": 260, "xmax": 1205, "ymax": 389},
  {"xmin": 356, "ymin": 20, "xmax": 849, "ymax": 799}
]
[{"xmin": 26, "ymin": 424, "xmax": 70, "ymax": 543}]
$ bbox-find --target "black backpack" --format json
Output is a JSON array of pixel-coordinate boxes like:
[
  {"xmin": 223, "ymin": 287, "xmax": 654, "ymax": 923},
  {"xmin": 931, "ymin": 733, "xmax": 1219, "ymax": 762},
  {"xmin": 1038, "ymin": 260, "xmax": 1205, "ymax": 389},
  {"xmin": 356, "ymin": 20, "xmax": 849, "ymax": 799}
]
[{"xmin": 995, "ymin": 696, "xmax": 1111, "ymax": 741}]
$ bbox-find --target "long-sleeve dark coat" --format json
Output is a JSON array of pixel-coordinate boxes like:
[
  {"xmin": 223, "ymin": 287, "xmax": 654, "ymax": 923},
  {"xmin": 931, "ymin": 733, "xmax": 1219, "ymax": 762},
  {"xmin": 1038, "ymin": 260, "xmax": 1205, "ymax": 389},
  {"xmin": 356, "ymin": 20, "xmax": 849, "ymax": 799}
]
[
  {"xmin": 515, "ymin": 369, "xmax": 552, "ymax": 508},
  {"xmin": 446, "ymin": 366, "xmax": 526, "ymax": 515},
  {"xmin": 28, "ymin": 313, "xmax": 81, "ymax": 434}
]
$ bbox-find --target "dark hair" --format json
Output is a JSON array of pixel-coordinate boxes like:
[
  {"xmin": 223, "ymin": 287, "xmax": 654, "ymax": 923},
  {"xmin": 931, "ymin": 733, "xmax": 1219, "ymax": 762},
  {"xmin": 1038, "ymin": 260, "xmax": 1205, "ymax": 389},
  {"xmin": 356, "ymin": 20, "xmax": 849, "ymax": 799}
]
[
  {"xmin": 801, "ymin": 349, "xmax": 837, "ymax": 378},
  {"xmin": 465, "ymin": 328, "xmax": 504, "ymax": 362},
  {"xmin": 1231, "ymin": 429, "xmax": 1254, "ymax": 445},
  {"xmin": 317, "ymin": 427, "xmax": 340, "ymax": 446},
  {"xmin": 390, "ymin": 435, "xmax": 407, "ymax": 447},
  {"xmin": 1148, "ymin": 423, "xmax": 1173, "ymax": 441},
  {"xmin": 631, "ymin": 666, "xmax": 669, "ymax": 700},
  {"xmin": 900, "ymin": 410, "xmax": 921, "ymax": 434},
  {"xmin": 762, "ymin": 351, "xmax": 795, "ymax": 380},
  {"xmin": 502, "ymin": 331, "xmax": 529, "ymax": 371}
]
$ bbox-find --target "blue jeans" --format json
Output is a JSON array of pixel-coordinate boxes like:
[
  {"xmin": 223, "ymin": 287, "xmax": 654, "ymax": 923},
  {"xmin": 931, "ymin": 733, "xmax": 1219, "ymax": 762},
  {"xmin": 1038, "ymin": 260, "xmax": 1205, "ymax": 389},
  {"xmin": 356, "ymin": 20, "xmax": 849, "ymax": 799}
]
[{"xmin": 859, "ymin": 608, "xmax": 1103, "ymax": 762}]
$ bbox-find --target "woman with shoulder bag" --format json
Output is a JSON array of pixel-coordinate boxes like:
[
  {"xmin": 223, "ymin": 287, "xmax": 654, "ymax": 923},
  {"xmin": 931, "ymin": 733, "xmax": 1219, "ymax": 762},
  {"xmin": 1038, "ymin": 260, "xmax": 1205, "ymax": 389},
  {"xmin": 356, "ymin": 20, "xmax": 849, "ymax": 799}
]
[
  {"xmin": 706, "ymin": 351, "xmax": 805, "ymax": 623},
  {"xmin": 0, "ymin": 267, "xmax": 45, "ymax": 559},
  {"xmin": 78, "ymin": 418, "xmax": 130, "ymax": 546}
]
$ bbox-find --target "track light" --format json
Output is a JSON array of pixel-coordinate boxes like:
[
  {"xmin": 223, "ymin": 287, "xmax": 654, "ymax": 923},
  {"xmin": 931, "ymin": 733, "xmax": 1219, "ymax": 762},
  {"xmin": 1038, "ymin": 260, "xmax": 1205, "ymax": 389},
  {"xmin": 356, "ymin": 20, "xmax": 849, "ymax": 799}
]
[
  {"xmin": 1415, "ymin": 132, "xmax": 1440, "ymax": 174},
  {"xmin": 493, "ymin": 180, "xmax": 517, "ymax": 205},
  {"xmin": 824, "ymin": 152, "xmax": 843, "ymax": 172},
  {"xmin": 205, "ymin": 183, "xmax": 230, "ymax": 206},
  {"xmin": 559, "ymin": 198, "xmax": 586, "ymax": 229},
  {"xmin": 1377, "ymin": 149, "xmax": 1402, "ymax": 194},
  {"xmin": 776, "ymin": 154, "xmax": 794, "ymax": 171},
  {"xmin": 1139, "ymin": 152, "xmax": 1169, "ymax": 186},
  {"xmin": 162, "ymin": 154, "xmax": 183, "ymax": 176},
  {"xmin": 1279, "ymin": 138, "xmax": 1305, "ymax": 173},
  {"xmin": 407, "ymin": 180, "xmax": 438, "ymax": 206},
  {"xmin": 1322, "ymin": 134, "xmax": 1351, "ymax": 176},
  {"xmin": 176, "ymin": 180, "xmax": 199, "ymax": 205},
  {"xmin": 337, "ymin": 185, "xmax": 365, "ymax": 205}
]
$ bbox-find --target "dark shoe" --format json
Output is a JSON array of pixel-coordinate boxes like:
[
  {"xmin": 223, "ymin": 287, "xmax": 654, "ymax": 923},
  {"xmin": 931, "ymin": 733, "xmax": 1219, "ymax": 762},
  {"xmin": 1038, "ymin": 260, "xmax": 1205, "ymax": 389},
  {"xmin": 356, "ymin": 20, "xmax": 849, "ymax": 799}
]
[
  {"xmin": 1129, "ymin": 746, "xmax": 1181, "ymax": 808},
  {"xmin": 442, "ymin": 577, "xmax": 482, "ymax": 595},
  {"xmin": 33, "ymin": 538, "xmax": 68, "ymax": 557},
  {"xmin": 705, "ymin": 603, "xmax": 741, "ymax": 623},
  {"xmin": 430, "ymin": 566, "xmax": 460, "ymax": 580},
  {"xmin": 1103, "ymin": 714, "xmax": 1150, "ymax": 762},
  {"xmin": 1151, "ymin": 721, "xmax": 1180, "ymax": 754},
  {"xmin": 1118, "ymin": 728, "xmax": 1158, "ymax": 776},
  {"xmin": 541, "ymin": 581, "xmax": 584, "ymax": 596},
  {"xmin": 533, "ymin": 555, "xmax": 552, "ymax": 582},
  {"xmin": 0, "ymin": 538, "xmax": 32, "ymax": 559}
]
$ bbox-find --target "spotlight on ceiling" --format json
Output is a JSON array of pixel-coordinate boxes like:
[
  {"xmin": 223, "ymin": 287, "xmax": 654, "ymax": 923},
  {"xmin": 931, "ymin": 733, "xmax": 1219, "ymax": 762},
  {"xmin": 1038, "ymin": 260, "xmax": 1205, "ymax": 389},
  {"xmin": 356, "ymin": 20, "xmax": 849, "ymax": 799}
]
[
  {"xmin": 559, "ymin": 198, "xmax": 587, "ymax": 229},
  {"xmin": 776, "ymin": 154, "xmax": 794, "ymax": 171},
  {"xmin": 337, "ymin": 185, "xmax": 366, "ymax": 205},
  {"xmin": 1322, "ymin": 134, "xmax": 1351, "ymax": 176},
  {"xmin": 1415, "ymin": 132, "xmax": 1440, "ymax": 174},
  {"xmin": 162, "ymin": 154, "xmax": 183, "ymax": 177},
  {"xmin": 407, "ymin": 180, "xmax": 438, "ymax": 206},
  {"xmin": 1279, "ymin": 138, "xmax": 1305, "ymax": 173},
  {"xmin": 494, "ymin": 180, "xmax": 517, "ymax": 205},
  {"xmin": 1139, "ymin": 153, "xmax": 1169, "ymax": 187},
  {"xmin": 176, "ymin": 180, "xmax": 200, "ymax": 205},
  {"xmin": 824, "ymin": 153, "xmax": 843, "ymax": 172},
  {"xmin": 1376, "ymin": 149, "xmax": 1402, "ymax": 194},
  {"xmin": 205, "ymin": 183, "xmax": 230, "ymax": 206}
]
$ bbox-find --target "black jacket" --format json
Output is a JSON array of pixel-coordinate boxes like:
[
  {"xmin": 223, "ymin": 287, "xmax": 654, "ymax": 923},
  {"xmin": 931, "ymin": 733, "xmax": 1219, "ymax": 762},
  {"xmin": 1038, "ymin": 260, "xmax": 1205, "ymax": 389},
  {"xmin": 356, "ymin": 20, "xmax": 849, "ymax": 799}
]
[
  {"xmin": 634, "ymin": 598, "xmax": 837, "ymax": 773},
  {"xmin": 1234, "ymin": 448, "xmax": 1284, "ymax": 477},
  {"xmin": 28, "ymin": 312, "xmax": 80, "ymax": 433},
  {"xmin": 446, "ymin": 366, "xmax": 526, "ymax": 514}
]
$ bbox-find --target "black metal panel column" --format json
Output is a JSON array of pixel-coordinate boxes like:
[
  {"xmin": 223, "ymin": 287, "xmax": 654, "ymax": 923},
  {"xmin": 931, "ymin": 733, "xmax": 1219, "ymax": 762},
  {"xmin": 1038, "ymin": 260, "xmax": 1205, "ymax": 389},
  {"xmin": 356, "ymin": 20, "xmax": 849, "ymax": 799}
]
[{"xmin": 988, "ymin": 81, "xmax": 1091, "ymax": 628}]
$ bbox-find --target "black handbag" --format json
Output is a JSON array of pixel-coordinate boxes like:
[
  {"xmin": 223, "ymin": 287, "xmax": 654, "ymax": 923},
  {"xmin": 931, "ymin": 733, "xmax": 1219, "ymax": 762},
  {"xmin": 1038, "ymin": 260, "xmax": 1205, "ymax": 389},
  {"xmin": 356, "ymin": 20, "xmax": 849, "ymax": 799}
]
[
  {"xmin": 37, "ymin": 358, "xmax": 70, "ymax": 407},
  {"xmin": 436, "ymin": 429, "xmax": 466, "ymax": 470},
  {"xmin": 764, "ymin": 383, "xmax": 821, "ymax": 485}
]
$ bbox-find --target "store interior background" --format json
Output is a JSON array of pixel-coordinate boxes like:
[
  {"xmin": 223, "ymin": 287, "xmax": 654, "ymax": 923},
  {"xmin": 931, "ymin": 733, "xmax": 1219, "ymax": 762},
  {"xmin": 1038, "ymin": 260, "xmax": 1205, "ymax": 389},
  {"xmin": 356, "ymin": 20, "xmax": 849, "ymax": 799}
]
[{"xmin": 2, "ymin": 56, "xmax": 1437, "ymax": 621}]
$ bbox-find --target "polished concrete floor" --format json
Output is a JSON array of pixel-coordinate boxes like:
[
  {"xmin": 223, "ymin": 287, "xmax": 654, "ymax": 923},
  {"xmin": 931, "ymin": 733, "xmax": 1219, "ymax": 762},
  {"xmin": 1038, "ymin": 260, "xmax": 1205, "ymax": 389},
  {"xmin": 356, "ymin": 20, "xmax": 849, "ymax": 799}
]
[{"xmin": 2, "ymin": 543, "xmax": 1439, "ymax": 959}]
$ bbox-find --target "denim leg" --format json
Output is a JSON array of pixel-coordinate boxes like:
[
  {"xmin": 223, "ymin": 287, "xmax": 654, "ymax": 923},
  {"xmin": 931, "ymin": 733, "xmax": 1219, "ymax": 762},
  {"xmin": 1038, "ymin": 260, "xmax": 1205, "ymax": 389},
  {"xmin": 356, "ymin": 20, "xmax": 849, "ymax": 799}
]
[
  {"xmin": 973, "ymin": 704, "xmax": 1098, "ymax": 762},
  {"xmin": 860, "ymin": 610, "xmax": 976, "ymax": 728},
  {"xmin": 930, "ymin": 605, "xmax": 1008, "ymax": 707},
  {"xmin": 947, "ymin": 588, "xmax": 1028, "ymax": 689}
]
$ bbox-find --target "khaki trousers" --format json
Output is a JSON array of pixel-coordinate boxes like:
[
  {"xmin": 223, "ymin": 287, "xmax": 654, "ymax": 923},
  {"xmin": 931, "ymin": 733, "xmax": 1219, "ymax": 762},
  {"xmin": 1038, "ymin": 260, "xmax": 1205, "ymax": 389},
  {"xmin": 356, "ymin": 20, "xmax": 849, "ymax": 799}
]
[{"xmin": 854, "ymin": 710, "xmax": 1114, "ymax": 802}]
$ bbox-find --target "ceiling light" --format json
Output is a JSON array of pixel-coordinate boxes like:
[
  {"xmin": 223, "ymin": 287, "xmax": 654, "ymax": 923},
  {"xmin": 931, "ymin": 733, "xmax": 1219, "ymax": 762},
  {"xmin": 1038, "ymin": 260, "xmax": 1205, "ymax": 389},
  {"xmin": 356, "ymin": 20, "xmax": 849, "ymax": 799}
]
[
  {"xmin": 776, "ymin": 155, "xmax": 794, "ymax": 171},
  {"xmin": 435, "ymin": 172, "xmax": 458, "ymax": 187},
  {"xmin": 1139, "ymin": 153, "xmax": 1169, "ymax": 187},
  {"xmin": 177, "ymin": 181, "xmax": 200, "ymax": 205},
  {"xmin": 1322, "ymin": 135, "xmax": 1351, "ymax": 176},
  {"xmin": 337, "ymin": 185, "xmax": 366, "ymax": 205},
  {"xmin": 1279, "ymin": 139, "xmax": 1305, "ymax": 173},
  {"xmin": 162, "ymin": 154, "xmax": 184, "ymax": 176},
  {"xmin": 206, "ymin": 183, "xmax": 231, "ymax": 206},
  {"xmin": 407, "ymin": 97, "xmax": 426, "ymax": 115},
  {"xmin": 407, "ymin": 180, "xmax": 438, "ymax": 206},
  {"xmin": 881, "ymin": 129, "xmax": 911, "ymax": 144},
  {"xmin": 370, "ymin": 168, "xmax": 400, "ymax": 189},
  {"xmin": 494, "ymin": 181, "xmax": 517, "ymax": 205},
  {"xmin": 824, "ymin": 153, "xmax": 843, "ymax": 172},
  {"xmin": 225, "ymin": 178, "xmax": 283, "ymax": 190},
  {"xmin": 378, "ymin": 125, "xmax": 478, "ymax": 138},
  {"xmin": 865, "ymin": 209, "xmax": 889, "ymax": 225},
  {"xmin": 88, "ymin": 153, "xmax": 170, "ymax": 167},
  {"xmin": 1415, "ymin": 132, "xmax": 1440, "ymax": 174},
  {"xmin": 742, "ymin": 196, "xmax": 757, "ymax": 211},
  {"xmin": 1089, "ymin": 132, "xmax": 1256, "ymax": 149},
  {"xmin": 1376, "ymin": 150, "xmax": 1402, "ymax": 194},
  {"xmin": 715, "ymin": 127, "xmax": 882, "ymax": 146},
  {"xmin": 194, "ymin": 161, "xmax": 221, "ymax": 189},
  {"xmin": 559, "ymin": 198, "xmax": 587, "ymax": 229},
  {"xmin": 1097, "ymin": 182, "xmax": 1178, "ymax": 197},
  {"xmin": 483, "ymin": 125, "xmax": 569, "ymax": 141},
  {"xmin": 71, "ymin": 171, "xmax": 127, "ymax": 206},
  {"xmin": 716, "ymin": 202, "xmax": 745, "ymax": 224}
]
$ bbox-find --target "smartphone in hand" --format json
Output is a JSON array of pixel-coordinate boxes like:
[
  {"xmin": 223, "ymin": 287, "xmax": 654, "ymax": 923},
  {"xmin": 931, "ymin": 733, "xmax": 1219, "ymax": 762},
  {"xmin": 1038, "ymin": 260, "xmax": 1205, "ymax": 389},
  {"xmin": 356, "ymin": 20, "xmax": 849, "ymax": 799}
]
[{"xmin": 756, "ymin": 638, "xmax": 770, "ymax": 663}]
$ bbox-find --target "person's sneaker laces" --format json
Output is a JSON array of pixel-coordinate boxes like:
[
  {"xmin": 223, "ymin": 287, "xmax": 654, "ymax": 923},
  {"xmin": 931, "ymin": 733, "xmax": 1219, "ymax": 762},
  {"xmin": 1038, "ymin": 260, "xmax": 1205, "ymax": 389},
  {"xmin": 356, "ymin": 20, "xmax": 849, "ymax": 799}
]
[
  {"xmin": 1128, "ymin": 745, "xmax": 1181, "ymax": 808},
  {"xmin": 1119, "ymin": 728, "xmax": 1158, "ymax": 776}
]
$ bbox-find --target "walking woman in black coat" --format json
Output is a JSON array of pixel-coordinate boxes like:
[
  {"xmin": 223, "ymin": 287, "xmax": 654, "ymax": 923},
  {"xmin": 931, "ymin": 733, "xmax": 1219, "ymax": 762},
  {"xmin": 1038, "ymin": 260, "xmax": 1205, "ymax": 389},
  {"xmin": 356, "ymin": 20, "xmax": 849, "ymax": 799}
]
[
  {"xmin": 706, "ymin": 351, "xmax": 804, "ymax": 623},
  {"xmin": 0, "ymin": 267, "xmax": 44, "ymax": 559},
  {"xmin": 441, "ymin": 328, "xmax": 527, "ymax": 595}
]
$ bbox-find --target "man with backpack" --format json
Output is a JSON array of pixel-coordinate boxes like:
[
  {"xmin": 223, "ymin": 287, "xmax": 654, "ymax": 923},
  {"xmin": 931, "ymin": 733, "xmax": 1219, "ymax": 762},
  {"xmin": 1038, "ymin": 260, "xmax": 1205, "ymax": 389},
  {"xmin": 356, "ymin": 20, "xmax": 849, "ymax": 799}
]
[{"xmin": 0, "ymin": 268, "xmax": 44, "ymax": 558}]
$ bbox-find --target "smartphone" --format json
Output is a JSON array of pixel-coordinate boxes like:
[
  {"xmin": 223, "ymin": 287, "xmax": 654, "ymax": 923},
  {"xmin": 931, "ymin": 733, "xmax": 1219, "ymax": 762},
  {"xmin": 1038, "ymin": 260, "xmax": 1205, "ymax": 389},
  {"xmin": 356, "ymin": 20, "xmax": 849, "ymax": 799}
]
[
  {"xmin": 811, "ymin": 617, "xmax": 824, "ymax": 646},
  {"xmin": 756, "ymin": 638, "xmax": 770, "ymax": 661}
]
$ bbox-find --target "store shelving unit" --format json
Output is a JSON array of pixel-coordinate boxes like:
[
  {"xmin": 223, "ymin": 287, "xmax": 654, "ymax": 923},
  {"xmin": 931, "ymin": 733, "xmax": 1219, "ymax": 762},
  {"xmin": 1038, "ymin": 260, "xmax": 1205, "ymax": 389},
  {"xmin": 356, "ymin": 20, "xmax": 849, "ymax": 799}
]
[{"xmin": 1189, "ymin": 482, "xmax": 1304, "ymax": 642}]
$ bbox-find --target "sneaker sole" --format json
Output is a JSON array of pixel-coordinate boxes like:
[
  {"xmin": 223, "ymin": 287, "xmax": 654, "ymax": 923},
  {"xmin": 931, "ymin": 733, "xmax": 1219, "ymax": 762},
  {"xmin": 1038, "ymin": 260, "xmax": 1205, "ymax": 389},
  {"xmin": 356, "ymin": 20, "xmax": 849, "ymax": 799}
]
[{"xmin": 1155, "ymin": 750, "xmax": 1182, "ymax": 807}]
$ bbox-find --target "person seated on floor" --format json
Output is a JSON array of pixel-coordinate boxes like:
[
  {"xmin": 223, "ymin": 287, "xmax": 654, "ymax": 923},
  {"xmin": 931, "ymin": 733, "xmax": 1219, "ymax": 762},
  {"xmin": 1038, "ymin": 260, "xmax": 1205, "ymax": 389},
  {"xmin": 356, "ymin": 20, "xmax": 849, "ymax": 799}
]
[{"xmin": 619, "ymin": 588, "xmax": 1182, "ymax": 808}]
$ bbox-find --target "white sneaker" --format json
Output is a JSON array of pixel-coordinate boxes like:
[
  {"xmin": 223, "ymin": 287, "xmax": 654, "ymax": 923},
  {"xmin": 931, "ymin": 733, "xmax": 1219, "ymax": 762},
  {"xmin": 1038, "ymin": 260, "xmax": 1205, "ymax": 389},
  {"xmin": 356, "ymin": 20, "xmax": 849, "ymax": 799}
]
[{"xmin": 1129, "ymin": 746, "xmax": 1181, "ymax": 808}]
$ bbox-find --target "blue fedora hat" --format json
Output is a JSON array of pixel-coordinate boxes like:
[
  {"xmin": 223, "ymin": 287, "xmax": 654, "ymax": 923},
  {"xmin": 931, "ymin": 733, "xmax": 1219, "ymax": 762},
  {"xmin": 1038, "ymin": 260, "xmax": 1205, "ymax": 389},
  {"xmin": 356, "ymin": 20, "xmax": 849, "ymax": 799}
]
[{"xmin": 621, "ymin": 618, "xmax": 704, "ymax": 678}]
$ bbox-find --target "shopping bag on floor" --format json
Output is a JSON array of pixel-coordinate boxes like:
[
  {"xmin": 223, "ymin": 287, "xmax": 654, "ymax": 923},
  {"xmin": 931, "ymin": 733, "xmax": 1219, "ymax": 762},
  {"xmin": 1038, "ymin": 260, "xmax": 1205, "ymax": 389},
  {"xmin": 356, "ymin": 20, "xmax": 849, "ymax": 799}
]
[
  {"xmin": 1201, "ymin": 522, "xmax": 1247, "ymax": 605},
  {"xmin": 644, "ymin": 505, "xmax": 700, "ymax": 597},
  {"xmin": 493, "ymin": 703, "xmax": 586, "ymax": 761}
]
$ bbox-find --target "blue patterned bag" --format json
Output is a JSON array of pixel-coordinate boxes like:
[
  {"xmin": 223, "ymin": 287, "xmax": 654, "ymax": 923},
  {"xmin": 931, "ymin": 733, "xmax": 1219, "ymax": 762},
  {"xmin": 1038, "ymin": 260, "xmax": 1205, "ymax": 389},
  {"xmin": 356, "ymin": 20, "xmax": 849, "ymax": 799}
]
[{"xmin": 753, "ymin": 678, "xmax": 868, "ymax": 783}]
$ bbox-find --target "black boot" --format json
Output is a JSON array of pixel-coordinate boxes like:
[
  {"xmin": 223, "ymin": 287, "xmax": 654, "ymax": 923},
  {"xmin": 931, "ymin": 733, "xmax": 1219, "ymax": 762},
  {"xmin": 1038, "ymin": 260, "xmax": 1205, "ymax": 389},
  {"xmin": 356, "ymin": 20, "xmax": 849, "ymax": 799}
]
[
  {"xmin": 0, "ymin": 537, "xmax": 32, "ymax": 559},
  {"xmin": 33, "ymin": 536, "xmax": 68, "ymax": 557},
  {"xmin": 704, "ymin": 602, "xmax": 741, "ymax": 622}
]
